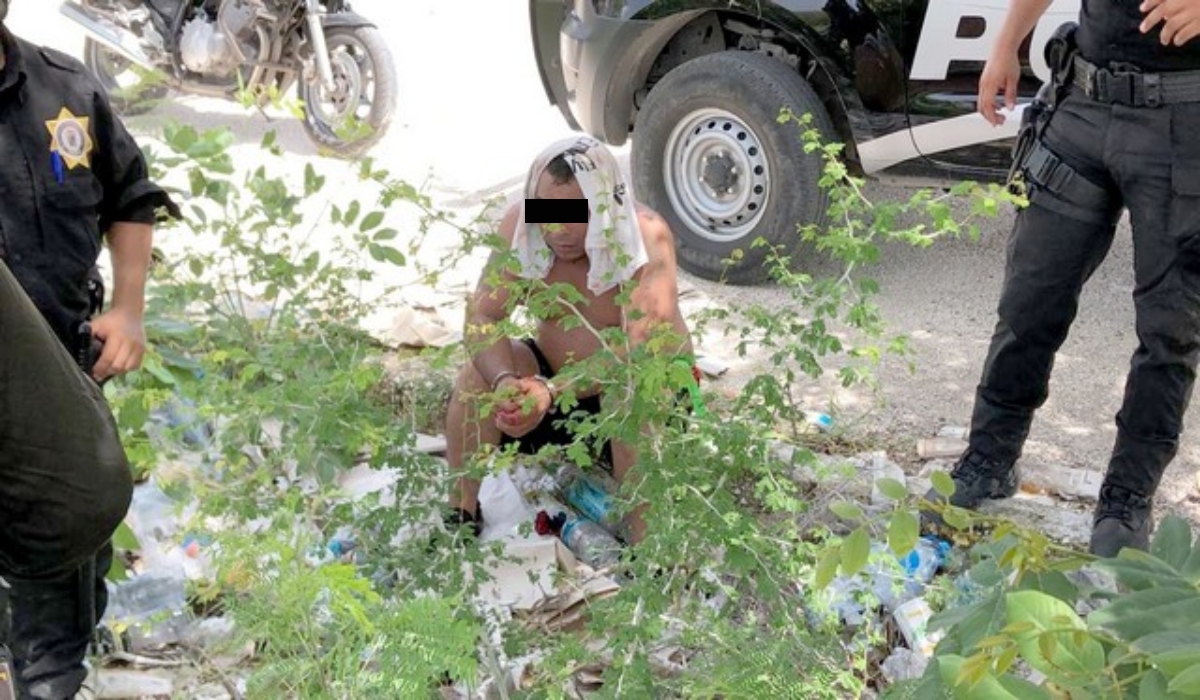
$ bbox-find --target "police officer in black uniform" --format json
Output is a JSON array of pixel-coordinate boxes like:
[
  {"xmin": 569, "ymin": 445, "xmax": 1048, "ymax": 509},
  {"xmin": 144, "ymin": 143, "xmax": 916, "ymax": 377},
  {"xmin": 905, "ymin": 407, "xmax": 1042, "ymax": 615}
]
[
  {"xmin": 926, "ymin": 0, "xmax": 1200, "ymax": 557},
  {"xmin": 0, "ymin": 0, "xmax": 177, "ymax": 696}
]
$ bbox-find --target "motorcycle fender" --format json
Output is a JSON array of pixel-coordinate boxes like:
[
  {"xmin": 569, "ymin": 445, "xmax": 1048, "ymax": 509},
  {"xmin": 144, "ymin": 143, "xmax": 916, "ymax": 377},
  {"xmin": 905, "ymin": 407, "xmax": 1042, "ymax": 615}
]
[{"xmin": 321, "ymin": 11, "xmax": 375, "ymax": 30}]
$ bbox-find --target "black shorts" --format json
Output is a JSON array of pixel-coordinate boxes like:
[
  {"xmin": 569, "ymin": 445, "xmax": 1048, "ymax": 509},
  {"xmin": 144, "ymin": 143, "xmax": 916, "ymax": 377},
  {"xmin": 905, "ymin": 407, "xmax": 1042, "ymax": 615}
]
[{"xmin": 499, "ymin": 339, "xmax": 611, "ymax": 465}]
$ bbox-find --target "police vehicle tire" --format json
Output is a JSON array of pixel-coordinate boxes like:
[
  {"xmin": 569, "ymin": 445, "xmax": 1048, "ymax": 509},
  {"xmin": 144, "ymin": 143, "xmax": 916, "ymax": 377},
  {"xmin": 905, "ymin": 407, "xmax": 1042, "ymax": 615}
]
[
  {"xmin": 83, "ymin": 38, "xmax": 168, "ymax": 116},
  {"xmin": 632, "ymin": 51, "xmax": 835, "ymax": 285}
]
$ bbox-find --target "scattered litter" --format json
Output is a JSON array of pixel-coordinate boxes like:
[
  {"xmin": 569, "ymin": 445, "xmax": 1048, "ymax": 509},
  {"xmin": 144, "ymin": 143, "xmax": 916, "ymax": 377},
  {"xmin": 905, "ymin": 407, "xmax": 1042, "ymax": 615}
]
[
  {"xmin": 880, "ymin": 647, "xmax": 930, "ymax": 683},
  {"xmin": 415, "ymin": 433, "xmax": 448, "ymax": 454},
  {"xmin": 824, "ymin": 537, "xmax": 951, "ymax": 625},
  {"xmin": 892, "ymin": 597, "xmax": 945, "ymax": 657},
  {"xmin": 382, "ymin": 302, "xmax": 462, "ymax": 348},
  {"xmin": 694, "ymin": 354, "xmax": 730, "ymax": 378},
  {"xmin": 107, "ymin": 573, "xmax": 188, "ymax": 625},
  {"xmin": 916, "ymin": 436, "xmax": 967, "ymax": 459},
  {"xmin": 553, "ymin": 463, "xmax": 623, "ymax": 536},
  {"xmin": 94, "ymin": 668, "xmax": 175, "ymax": 698},
  {"xmin": 935, "ymin": 425, "xmax": 969, "ymax": 440},
  {"xmin": 557, "ymin": 511, "xmax": 622, "ymax": 571},
  {"xmin": 805, "ymin": 411, "xmax": 833, "ymax": 433}
]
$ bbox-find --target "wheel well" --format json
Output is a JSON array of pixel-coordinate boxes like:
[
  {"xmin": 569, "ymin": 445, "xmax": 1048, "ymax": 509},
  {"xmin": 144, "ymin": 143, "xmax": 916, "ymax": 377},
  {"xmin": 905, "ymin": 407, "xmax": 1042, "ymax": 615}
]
[{"xmin": 636, "ymin": 12, "xmax": 861, "ymax": 172}]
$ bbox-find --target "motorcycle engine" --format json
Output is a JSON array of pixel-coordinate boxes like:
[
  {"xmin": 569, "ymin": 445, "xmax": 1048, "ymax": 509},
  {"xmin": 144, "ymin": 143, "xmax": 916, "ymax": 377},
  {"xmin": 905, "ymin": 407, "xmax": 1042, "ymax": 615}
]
[{"xmin": 179, "ymin": 0, "xmax": 261, "ymax": 77}]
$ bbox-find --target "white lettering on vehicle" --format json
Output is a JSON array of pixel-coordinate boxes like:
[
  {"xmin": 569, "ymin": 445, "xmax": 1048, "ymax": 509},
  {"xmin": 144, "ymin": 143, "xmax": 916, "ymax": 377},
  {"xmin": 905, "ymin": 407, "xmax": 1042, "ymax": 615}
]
[{"xmin": 910, "ymin": 0, "xmax": 1081, "ymax": 84}]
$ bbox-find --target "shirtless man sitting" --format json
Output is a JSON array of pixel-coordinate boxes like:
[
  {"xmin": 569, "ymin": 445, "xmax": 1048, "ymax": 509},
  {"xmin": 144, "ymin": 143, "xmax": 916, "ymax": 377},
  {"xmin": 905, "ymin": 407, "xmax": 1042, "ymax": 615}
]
[{"xmin": 444, "ymin": 136, "xmax": 694, "ymax": 545}]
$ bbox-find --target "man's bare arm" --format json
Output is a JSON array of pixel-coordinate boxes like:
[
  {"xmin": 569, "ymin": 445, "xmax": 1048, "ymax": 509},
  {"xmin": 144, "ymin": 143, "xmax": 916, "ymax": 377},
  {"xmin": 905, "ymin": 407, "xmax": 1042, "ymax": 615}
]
[
  {"xmin": 625, "ymin": 211, "xmax": 688, "ymax": 352},
  {"xmin": 467, "ymin": 204, "xmax": 522, "ymax": 388}
]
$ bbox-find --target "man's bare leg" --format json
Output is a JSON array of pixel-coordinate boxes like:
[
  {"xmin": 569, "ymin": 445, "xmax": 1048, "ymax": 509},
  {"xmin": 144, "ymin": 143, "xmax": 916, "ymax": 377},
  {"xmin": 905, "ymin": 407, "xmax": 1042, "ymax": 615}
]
[
  {"xmin": 610, "ymin": 440, "xmax": 647, "ymax": 545},
  {"xmin": 445, "ymin": 340, "xmax": 541, "ymax": 517}
]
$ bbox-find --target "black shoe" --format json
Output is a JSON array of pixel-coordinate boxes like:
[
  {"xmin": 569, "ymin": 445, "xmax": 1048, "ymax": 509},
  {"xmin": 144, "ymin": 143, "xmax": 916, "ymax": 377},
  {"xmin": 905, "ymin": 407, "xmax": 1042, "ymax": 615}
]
[
  {"xmin": 922, "ymin": 450, "xmax": 1019, "ymax": 525},
  {"xmin": 1089, "ymin": 484, "xmax": 1153, "ymax": 558}
]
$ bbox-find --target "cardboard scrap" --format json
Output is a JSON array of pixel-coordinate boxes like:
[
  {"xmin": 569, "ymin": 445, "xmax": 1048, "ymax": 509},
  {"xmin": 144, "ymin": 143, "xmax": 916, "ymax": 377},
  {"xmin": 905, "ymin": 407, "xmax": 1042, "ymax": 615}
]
[
  {"xmin": 517, "ymin": 569, "xmax": 622, "ymax": 634},
  {"xmin": 385, "ymin": 303, "xmax": 463, "ymax": 348}
]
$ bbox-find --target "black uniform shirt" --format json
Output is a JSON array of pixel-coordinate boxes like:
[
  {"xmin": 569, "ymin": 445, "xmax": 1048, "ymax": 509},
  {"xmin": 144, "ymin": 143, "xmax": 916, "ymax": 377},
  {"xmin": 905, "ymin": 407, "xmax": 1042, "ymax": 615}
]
[
  {"xmin": 1078, "ymin": 0, "xmax": 1200, "ymax": 72},
  {"xmin": 0, "ymin": 24, "xmax": 177, "ymax": 350}
]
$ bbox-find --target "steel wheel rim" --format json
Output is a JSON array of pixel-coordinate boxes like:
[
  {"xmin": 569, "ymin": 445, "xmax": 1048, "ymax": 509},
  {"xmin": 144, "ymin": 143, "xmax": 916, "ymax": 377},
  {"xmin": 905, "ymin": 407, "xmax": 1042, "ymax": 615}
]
[{"xmin": 662, "ymin": 108, "xmax": 771, "ymax": 243}]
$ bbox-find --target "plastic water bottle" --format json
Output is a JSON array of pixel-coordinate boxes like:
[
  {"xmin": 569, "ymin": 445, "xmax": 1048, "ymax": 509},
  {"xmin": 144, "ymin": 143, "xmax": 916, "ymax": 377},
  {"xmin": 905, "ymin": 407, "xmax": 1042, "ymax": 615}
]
[
  {"xmin": 553, "ymin": 464, "xmax": 624, "ymax": 536},
  {"xmin": 106, "ymin": 572, "xmax": 188, "ymax": 624},
  {"xmin": 899, "ymin": 537, "xmax": 950, "ymax": 584},
  {"xmin": 559, "ymin": 516, "xmax": 622, "ymax": 570}
]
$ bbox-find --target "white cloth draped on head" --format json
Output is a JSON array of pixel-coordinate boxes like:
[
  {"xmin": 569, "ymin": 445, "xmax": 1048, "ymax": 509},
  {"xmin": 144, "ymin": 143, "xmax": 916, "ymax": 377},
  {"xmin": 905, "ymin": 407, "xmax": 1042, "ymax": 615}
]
[{"xmin": 511, "ymin": 136, "xmax": 648, "ymax": 295}]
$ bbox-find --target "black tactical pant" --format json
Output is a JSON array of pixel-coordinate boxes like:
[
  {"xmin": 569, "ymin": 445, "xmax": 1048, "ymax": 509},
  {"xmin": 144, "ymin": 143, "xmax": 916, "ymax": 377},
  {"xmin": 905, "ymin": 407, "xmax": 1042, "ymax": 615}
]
[
  {"xmin": 969, "ymin": 83, "xmax": 1200, "ymax": 499},
  {"xmin": 0, "ymin": 261, "xmax": 132, "ymax": 698}
]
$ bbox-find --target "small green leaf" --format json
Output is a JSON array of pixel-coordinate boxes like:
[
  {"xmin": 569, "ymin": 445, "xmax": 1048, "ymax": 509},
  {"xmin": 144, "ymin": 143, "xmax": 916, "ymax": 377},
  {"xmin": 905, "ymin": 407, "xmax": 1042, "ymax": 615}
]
[
  {"xmin": 1153, "ymin": 515, "xmax": 1194, "ymax": 572},
  {"xmin": 1140, "ymin": 668, "xmax": 1196, "ymax": 700},
  {"xmin": 359, "ymin": 211, "xmax": 385, "ymax": 232},
  {"xmin": 888, "ymin": 511, "xmax": 920, "ymax": 558},
  {"xmin": 111, "ymin": 521, "xmax": 141, "ymax": 552},
  {"xmin": 1168, "ymin": 664, "xmax": 1200, "ymax": 695},
  {"xmin": 931, "ymin": 471, "xmax": 957, "ymax": 498},
  {"xmin": 876, "ymin": 477, "xmax": 908, "ymax": 501},
  {"xmin": 1014, "ymin": 570, "xmax": 1078, "ymax": 605},
  {"xmin": 1152, "ymin": 646, "xmax": 1200, "ymax": 679},
  {"xmin": 829, "ymin": 501, "xmax": 864, "ymax": 522},
  {"xmin": 943, "ymin": 507, "xmax": 970, "ymax": 530},
  {"xmin": 814, "ymin": 547, "xmax": 840, "ymax": 590},
  {"xmin": 937, "ymin": 655, "xmax": 1050, "ymax": 700},
  {"xmin": 304, "ymin": 163, "xmax": 326, "ymax": 196},
  {"xmin": 840, "ymin": 527, "xmax": 871, "ymax": 576},
  {"xmin": 1006, "ymin": 590, "xmax": 1105, "ymax": 683},
  {"xmin": 1089, "ymin": 586, "xmax": 1200, "ymax": 642}
]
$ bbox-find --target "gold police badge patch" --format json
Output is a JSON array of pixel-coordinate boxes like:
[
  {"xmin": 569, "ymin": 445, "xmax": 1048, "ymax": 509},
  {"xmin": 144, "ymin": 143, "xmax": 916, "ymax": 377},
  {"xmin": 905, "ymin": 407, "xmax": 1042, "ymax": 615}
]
[{"xmin": 45, "ymin": 107, "xmax": 94, "ymax": 170}]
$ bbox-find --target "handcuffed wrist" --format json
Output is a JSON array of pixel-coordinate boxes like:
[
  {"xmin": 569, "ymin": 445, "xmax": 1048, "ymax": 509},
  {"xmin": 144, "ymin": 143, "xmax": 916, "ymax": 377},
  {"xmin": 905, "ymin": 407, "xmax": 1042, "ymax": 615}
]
[
  {"xmin": 530, "ymin": 374, "xmax": 558, "ymax": 401},
  {"xmin": 490, "ymin": 370, "xmax": 518, "ymax": 392}
]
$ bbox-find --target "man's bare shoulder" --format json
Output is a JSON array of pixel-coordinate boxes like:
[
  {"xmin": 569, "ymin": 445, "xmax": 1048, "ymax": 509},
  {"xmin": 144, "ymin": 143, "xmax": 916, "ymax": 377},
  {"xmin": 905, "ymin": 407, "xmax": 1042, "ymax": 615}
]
[{"xmin": 495, "ymin": 201, "xmax": 522, "ymax": 245}]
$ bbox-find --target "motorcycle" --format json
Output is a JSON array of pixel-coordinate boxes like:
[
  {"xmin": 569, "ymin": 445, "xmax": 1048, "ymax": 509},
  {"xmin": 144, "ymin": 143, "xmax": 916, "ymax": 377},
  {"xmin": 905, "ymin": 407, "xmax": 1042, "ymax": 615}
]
[{"xmin": 60, "ymin": 0, "xmax": 397, "ymax": 157}]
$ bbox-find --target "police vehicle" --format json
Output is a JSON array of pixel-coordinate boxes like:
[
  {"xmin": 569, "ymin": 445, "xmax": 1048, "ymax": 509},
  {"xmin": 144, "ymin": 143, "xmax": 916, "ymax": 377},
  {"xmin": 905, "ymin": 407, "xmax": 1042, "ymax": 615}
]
[{"xmin": 530, "ymin": 0, "xmax": 1079, "ymax": 283}]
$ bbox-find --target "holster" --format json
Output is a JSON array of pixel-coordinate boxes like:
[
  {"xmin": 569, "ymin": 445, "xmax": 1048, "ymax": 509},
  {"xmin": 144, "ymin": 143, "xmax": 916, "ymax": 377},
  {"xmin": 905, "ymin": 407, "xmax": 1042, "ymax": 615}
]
[
  {"xmin": 1007, "ymin": 22, "xmax": 1080, "ymax": 194},
  {"xmin": 77, "ymin": 267, "xmax": 106, "ymax": 376}
]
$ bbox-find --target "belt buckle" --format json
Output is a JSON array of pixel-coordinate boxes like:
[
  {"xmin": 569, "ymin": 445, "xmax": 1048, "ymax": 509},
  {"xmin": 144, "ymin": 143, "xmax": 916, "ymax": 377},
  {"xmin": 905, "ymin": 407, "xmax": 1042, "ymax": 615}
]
[
  {"xmin": 1095, "ymin": 68, "xmax": 1136, "ymax": 105},
  {"xmin": 1027, "ymin": 147, "xmax": 1059, "ymax": 187}
]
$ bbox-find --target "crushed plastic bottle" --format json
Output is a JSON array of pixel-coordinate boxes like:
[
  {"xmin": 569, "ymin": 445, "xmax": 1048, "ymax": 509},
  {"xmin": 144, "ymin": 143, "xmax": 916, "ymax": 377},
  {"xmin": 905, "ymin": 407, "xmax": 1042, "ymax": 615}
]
[
  {"xmin": 106, "ymin": 572, "xmax": 188, "ymax": 624},
  {"xmin": 559, "ymin": 515, "xmax": 622, "ymax": 570},
  {"xmin": 898, "ymin": 536, "xmax": 950, "ymax": 584},
  {"xmin": 553, "ymin": 464, "xmax": 624, "ymax": 536}
]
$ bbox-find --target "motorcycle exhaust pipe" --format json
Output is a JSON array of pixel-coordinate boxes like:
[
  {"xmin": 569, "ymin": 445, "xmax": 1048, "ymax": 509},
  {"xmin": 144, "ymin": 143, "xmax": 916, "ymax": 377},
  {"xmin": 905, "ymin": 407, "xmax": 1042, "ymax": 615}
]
[{"xmin": 58, "ymin": 1, "xmax": 156, "ymax": 70}]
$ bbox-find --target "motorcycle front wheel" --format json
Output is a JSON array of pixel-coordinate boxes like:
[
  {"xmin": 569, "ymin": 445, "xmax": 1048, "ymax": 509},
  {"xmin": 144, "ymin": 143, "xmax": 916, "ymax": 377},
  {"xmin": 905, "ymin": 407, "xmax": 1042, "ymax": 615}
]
[
  {"xmin": 83, "ymin": 38, "xmax": 169, "ymax": 115},
  {"xmin": 298, "ymin": 25, "xmax": 397, "ymax": 158}
]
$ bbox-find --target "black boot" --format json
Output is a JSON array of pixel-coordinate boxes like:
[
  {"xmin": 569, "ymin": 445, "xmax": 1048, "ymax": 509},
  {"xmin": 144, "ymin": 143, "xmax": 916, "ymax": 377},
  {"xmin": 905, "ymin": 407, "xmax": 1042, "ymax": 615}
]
[
  {"xmin": 6, "ymin": 544, "xmax": 110, "ymax": 700},
  {"xmin": 1089, "ymin": 484, "xmax": 1153, "ymax": 558},
  {"xmin": 922, "ymin": 449, "xmax": 1019, "ymax": 527}
]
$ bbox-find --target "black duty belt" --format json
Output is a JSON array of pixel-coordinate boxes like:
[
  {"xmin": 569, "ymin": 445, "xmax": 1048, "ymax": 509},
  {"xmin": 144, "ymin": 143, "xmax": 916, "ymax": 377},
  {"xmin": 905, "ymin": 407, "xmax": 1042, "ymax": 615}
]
[{"xmin": 1073, "ymin": 55, "xmax": 1200, "ymax": 107}]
